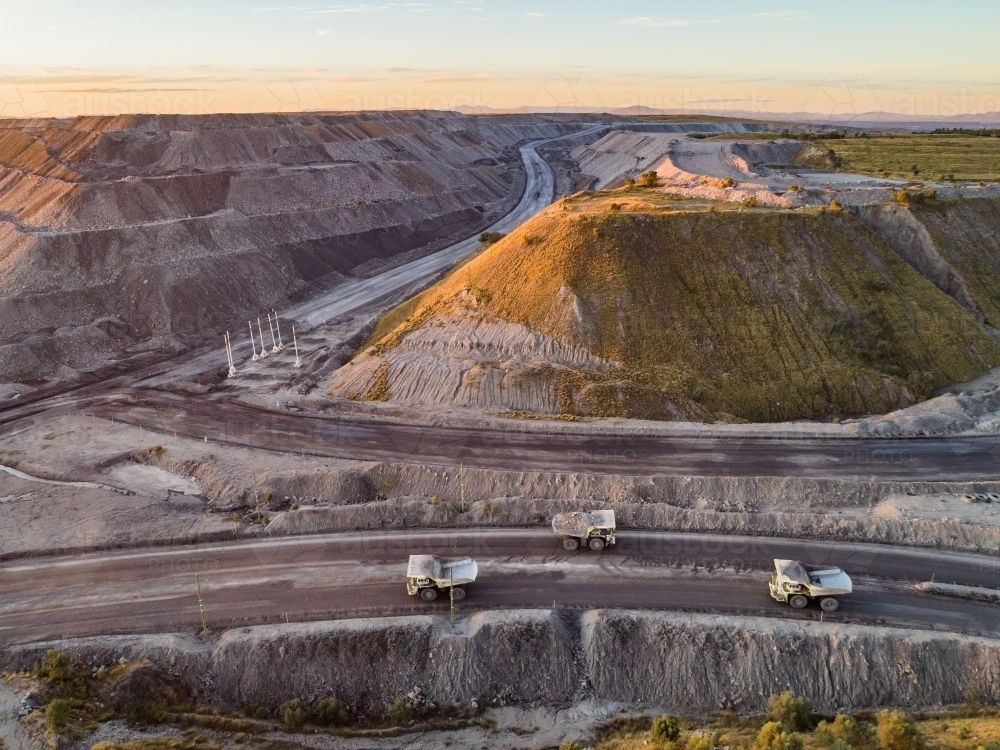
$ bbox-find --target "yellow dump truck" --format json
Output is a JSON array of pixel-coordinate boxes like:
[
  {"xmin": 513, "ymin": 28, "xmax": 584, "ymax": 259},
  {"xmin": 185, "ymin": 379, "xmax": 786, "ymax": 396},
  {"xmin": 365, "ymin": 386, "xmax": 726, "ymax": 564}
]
[
  {"xmin": 551, "ymin": 510, "xmax": 616, "ymax": 551},
  {"xmin": 769, "ymin": 559, "xmax": 852, "ymax": 612},
  {"xmin": 406, "ymin": 555, "xmax": 478, "ymax": 602}
]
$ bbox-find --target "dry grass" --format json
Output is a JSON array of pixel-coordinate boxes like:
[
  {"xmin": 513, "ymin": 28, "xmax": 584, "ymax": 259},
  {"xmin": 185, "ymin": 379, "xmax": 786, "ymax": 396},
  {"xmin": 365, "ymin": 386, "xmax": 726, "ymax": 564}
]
[
  {"xmin": 826, "ymin": 133, "xmax": 1000, "ymax": 181},
  {"xmin": 595, "ymin": 709, "xmax": 1000, "ymax": 750}
]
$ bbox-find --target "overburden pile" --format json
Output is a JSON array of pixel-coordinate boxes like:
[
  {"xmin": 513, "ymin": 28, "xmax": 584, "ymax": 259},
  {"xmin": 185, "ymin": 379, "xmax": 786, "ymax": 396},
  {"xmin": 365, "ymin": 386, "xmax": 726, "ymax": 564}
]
[{"xmin": 331, "ymin": 194, "xmax": 1000, "ymax": 422}]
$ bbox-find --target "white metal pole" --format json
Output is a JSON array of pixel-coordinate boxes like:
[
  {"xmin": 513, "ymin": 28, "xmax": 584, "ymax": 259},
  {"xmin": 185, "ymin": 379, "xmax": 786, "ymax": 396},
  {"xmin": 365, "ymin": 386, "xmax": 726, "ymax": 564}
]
[
  {"xmin": 272, "ymin": 310, "xmax": 283, "ymax": 349},
  {"xmin": 249, "ymin": 322, "xmax": 259, "ymax": 361},
  {"xmin": 267, "ymin": 313, "xmax": 278, "ymax": 352},
  {"xmin": 292, "ymin": 326, "xmax": 302, "ymax": 368},
  {"xmin": 257, "ymin": 318, "xmax": 268, "ymax": 358},
  {"xmin": 226, "ymin": 333, "xmax": 237, "ymax": 378}
]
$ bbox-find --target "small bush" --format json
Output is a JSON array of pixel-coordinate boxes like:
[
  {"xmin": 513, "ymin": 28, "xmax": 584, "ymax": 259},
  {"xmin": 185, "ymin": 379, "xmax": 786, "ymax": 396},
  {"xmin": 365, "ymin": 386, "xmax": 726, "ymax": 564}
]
[
  {"xmin": 152, "ymin": 445, "xmax": 165, "ymax": 458},
  {"xmin": 687, "ymin": 733, "xmax": 712, "ymax": 750},
  {"xmin": 45, "ymin": 699, "xmax": 71, "ymax": 732},
  {"xmin": 35, "ymin": 649, "xmax": 72, "ymax": 685},
  {"xmin": 429, "ymin": 495, "xmax": 440, "ymax": 505},
  {"xmin": 816, "ymin": 714, "xmax": 874, "ymax": 747},
  {"xmin": 829, "ymin": 199, "xmax": 844, "ymax": 212},
  {"xmin": 982, "ymin": 740, "xmax": 1000, "ymax": 750},
  {"xmin": 875, "ymin": 710, "xmax": 923, "ymax": 750},
  {"xmin": 767, "ymin": 691, "xmax": 812, "ymax": 731},
  {"xmin": 559, "ymin": 742, "xmax": 585, "ymax": 750},
  {"xmin": 311, "ymin": 697, "xmax": 348, "ymax": 727},
  {"xmin": 650, "ymin": 715, "xmax": 681, "ymax": 741},
  {"xmin": 386, "ymin": 696, "xmax": 411, "ymax": 725},
  {"xmin": 743, "ymin": 195, "xmax": 758, "ymax": 208},
  {"xmin": 609, "ymin": 203, "xmax": 622, "ymax": 212},
  {"xmin": 280, "ymin": 698, "xmax": 307, "ymax": 730},
  {"xmin": 754, "ymin": 721, "xmax": 803, "ymax": 750},
  {"xmin": 638, "ymin": 170, "xmax": 659, "ymax": 187},
  {"xmin": 625, "ymin": 178, "xmax": 636, "ymax": 188},
  {"xmin": 479, "ymin": 231, "xmax": 505, "ymax": 245}
]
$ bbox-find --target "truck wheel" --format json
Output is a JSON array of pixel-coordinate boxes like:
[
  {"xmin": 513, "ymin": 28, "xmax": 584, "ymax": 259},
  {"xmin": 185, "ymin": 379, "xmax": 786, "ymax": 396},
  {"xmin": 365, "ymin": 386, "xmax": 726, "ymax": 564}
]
[
  {"xmin": 788, "ymin": 594, "xmax": 809, "ymax": 609},
  {"xmin": 563, "ymin": 538, "xmax": 579, "ymax": 551},
  {"xmin": 588, "ymin": 538, "xmax": 605, "ymax": 551},
  {"xmin": 419, "ymin": 588, "xmax": 438, "ymax": 602},
  {"xmin": 820, "ymin": 597, "xmax": 839, "ymax": 612},
  {"xmin": 451, "ymin": 586, "xmax": 466, "ymax": 601}
]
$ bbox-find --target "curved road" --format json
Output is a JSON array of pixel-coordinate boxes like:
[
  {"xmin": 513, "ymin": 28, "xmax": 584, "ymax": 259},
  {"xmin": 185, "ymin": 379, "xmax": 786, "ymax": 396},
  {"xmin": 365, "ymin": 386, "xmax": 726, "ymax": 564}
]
[
  {"xmin": 2, "ymin": 530, "xmax": 999, "ymax": 645},
  {"xmin": 63, "ymin": 389, "xmax": 1000, "ymax": 480}
]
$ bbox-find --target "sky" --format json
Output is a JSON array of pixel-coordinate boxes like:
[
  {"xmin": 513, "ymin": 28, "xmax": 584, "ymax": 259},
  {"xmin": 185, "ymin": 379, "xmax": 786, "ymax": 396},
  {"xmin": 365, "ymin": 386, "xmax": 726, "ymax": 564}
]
[{"xmin": 2, "ymin": 0, "xmax": 1000, "ymax": 119}]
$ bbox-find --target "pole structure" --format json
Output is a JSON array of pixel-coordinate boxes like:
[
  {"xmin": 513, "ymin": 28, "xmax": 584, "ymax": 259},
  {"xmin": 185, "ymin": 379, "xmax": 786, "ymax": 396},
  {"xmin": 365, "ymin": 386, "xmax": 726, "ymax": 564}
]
[
  {"xmin": 257, "ymin": 318, "xmax": 268, "ymax": 358},
  {"xmin": 292, "ymin": 326, "xmax": 302, "ymax": 368},
  {"xmin": 225, "ymin": 333, "xmax": 237, "ymax": 378},
  {"xmin": 267, "ymin": 312, "xmax": 278, "ymax": 353},
  {"xmin": 272, "ymin": 310, "xmax": 284, "ymax": 350},
  {"xmin": 249, "ymin": 322, "xmax": 259, "ymax": 361},
  {"xmin": 195, "ymin": 574, "xmax": 208, "ymax": 636}
]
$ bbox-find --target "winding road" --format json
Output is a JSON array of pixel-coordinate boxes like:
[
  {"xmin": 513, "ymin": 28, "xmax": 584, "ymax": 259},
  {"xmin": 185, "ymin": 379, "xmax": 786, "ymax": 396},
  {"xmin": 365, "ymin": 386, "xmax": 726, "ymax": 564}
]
[{"xmin": 2, "ymin": 530, "xmax": 1000, "ymax": 645}]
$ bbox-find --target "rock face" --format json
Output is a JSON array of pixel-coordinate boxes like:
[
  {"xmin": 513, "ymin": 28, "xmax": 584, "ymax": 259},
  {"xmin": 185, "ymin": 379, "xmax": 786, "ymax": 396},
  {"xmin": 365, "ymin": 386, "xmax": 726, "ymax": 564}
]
[
  {"xmin": 330, "ymin": 194, "xmax": 1000, "ymax": 422},
  {"xmin": 5, "ymin": 611, "xmax": 999, "ymax": 712},
  {"xmin": 0, "ymin": 112, "xmax": 579, "ymax": 384}
]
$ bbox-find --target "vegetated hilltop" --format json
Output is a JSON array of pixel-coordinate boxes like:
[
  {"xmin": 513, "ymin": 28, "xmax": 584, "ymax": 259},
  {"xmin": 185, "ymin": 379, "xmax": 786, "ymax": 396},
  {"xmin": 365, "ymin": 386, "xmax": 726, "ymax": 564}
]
[
  {"xmin": 0, "ymin": 111, "xmax": 582, "ymax": 385},
  {"xmin": 330, "ymin": 192, "xmax": 1000, "ymax": 423}
]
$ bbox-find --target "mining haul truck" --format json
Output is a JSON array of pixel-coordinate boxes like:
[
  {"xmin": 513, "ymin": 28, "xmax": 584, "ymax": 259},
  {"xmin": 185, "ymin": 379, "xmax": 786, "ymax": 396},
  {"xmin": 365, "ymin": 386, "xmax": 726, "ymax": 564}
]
[
  {"xmin": 406, "ymin": 555, "xmax": 478, "ymax": 602},
  {"xmin": 769, "ymin": 559, "xmax": 852, "ymax": 612},
  {"xmin": 551, "ymin": 510, "xmax": 616, "ymax": 551}
]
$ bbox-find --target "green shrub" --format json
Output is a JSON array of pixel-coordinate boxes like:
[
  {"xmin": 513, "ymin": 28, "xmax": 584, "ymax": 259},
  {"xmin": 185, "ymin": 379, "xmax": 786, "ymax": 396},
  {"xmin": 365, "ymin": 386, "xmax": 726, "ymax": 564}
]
[
  {"xmin": 45, "ymin": 699, "xmax": 70, "ymax": 732},
  {"xmin": 310, "ymin": 697, "xmax": 348, "ymax": 727},
  {"xmin": 650, "ymin": 715, "xmax": 681, "ymax": 741},
  {"xmin": 816, "ymin": 714, "xmax": 874, "ymax": 747},
  {"xmin": 479, "ymin": 231, "xmax": 506, "ymax": 246},
  {"xmin": 686, "ymin": 732, "xmax": 712, "ymax": 750},
  {"xmin": 767, "ymin": 691, "xmax": 812, "ymax": 731},
  {"xmin": 743, "ymin": 195, "xmax": 758, "ymax": 207},
  {"xmin": 753, "ymin": 721, "xmax": 803, "ymax": 750},
  {"xmin": 35, "ymin": 649, "xmax": 72, "ymax": 685},
  {"xmin": 609, "ymin": 203, "xmax": 622, "ymax": 212},
  {"xmin": 638, "ymin": 170, "xmax": 659, "ymax": 187},
  {"xmin": 875, "ymin": 710, "xmax": 923, "ymax": 750},
  {"xmin": 386, "ymin": 696, "xmax": 411, "ymax": 725},
  {"xmin": 559, "ymin": 742, "xmax": 585, "ymax": 750},
  {"xmin": 982, "ymin": 741, "xmax": 1000, "ymax": 750},
  {"xmin": 279, "ymin": 698, "xmax": 306, "ymax": 730}
]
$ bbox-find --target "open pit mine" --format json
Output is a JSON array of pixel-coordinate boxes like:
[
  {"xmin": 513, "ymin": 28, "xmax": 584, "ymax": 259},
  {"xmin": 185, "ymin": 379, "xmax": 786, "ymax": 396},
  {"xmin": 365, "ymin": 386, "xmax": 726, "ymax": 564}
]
[{"xmin": 2, "ymin": 112, "xmax": 1000, "ymax": 750}]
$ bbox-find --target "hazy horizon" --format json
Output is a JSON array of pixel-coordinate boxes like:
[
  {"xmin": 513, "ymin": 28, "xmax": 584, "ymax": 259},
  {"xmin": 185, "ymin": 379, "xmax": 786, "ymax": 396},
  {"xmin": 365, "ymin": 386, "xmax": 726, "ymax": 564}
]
[{"xmin": 2, "ymin": 0, "xmax": 999, "ymax": 121}]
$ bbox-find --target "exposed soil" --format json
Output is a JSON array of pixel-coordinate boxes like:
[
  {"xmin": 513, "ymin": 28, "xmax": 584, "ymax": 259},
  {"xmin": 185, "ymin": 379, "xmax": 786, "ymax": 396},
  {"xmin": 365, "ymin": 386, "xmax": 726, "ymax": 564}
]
[
  {"xmin": 0, "ymin": 112, "xmax": 586, "ymax": 386},
  {"xmin": 329, "ymin": 191, "xmax": 1000, "ymax": 423}
]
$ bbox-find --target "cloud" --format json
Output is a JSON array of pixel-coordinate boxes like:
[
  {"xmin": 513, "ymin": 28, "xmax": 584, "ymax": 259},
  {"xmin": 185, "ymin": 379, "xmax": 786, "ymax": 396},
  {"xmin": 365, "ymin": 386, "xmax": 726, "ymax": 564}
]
[
  {"xmin": 616, "ymin": 16, "xmax": 694, "ymax": 27},
  {"xmin": 752, "ymin": 10, "xmax": 811, "ymax": 20},
  {"xmin": 315, "ymin": 28, "xmax": 330, "ymax": 34}
]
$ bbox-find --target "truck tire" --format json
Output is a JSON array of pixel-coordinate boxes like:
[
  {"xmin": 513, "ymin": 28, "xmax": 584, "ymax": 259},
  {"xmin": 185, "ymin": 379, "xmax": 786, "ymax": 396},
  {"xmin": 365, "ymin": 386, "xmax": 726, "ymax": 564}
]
[
  {"xmin": 563, "ymin": 538, "xmax": 579, "ymax": 551},
  {"xmin": 420, "ymin": 588, "xmax": 438, "ymax": 602},
  {"xmin": 789, "ymin": 594, "xmax": 809, "ymax": 609},
  {"xmin": 451, "ymin": 586, "xmax": 466, "ymax": 601},
  {"xmin": 820, "ymin": 597, "xmax": 840, "ymax": 612},
  {"xmin": 588, "ymin": 538, "xmax": 605, "ymax": 551}
]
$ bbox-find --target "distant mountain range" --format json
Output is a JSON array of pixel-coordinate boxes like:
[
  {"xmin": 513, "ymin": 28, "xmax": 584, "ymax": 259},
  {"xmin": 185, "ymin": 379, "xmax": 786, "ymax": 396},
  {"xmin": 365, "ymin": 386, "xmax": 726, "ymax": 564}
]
[{"xmin": 454, "ymin": 104, "xmax": 1000, "ymax": 129}]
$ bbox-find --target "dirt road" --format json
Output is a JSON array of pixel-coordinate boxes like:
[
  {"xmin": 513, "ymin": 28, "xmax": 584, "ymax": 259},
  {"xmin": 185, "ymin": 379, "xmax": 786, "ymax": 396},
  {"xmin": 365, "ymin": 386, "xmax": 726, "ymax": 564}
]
[
  {"xmin": 2, "ymin": 530, "xmax": 999, "ymax": 645},
  {"xmin": 64, "ymin": 390, "xmax": 1000, "ymax": 481}
]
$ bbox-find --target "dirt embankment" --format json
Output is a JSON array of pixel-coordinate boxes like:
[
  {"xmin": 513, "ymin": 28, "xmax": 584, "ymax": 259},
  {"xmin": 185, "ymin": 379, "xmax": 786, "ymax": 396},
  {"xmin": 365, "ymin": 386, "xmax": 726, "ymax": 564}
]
[
  {"xmin": 3, "ymin": 611, "xmax": 998, "ymax": 712},
  {"xmin": 329, "ymin": 194, "xmax": 1000, "ymax": 423},
  {"xmin": 0, "ymin": 112, "xmax": 582, "ymax": 386}
]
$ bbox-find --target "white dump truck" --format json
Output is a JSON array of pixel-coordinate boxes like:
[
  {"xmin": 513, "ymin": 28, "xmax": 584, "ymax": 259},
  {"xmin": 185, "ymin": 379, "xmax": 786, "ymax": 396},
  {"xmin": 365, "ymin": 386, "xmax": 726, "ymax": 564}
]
[
  {"xmin": 551, "ymin": 510, "xmax": 616, "ymax": 551},
  {"xmin": 769, "ymin": 559, "xmax": 852, "ymax": 612},
  {"xmin": 406, "ymin": 555, "xmax": 478, "ymax": 602}
]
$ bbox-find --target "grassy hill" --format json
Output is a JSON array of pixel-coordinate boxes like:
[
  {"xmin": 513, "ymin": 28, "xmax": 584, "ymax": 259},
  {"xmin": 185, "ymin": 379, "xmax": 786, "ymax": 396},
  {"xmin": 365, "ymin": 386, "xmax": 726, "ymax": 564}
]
[{"xmin": 344, "ymin": 192, "xmax": 1000, "ymax": 422}]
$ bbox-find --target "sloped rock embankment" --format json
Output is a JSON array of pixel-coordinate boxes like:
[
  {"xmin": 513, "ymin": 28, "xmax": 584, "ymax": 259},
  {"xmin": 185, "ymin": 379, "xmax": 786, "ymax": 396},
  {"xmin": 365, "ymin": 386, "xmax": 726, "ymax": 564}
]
[{"xmin": 3, "ymin": 611, "xmax": 999, "ymax": 712}]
